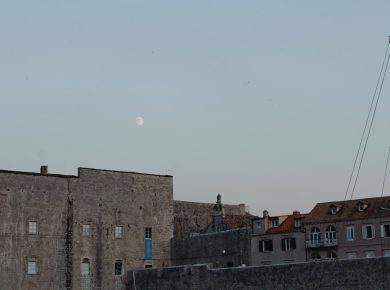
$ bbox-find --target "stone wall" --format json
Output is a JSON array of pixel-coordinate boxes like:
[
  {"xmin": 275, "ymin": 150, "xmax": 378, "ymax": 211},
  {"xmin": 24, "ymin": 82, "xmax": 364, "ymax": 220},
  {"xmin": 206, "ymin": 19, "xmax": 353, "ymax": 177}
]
[
  {"xmin": 171, "ymin": 228, "xmax": 251, "ymax": 267},
  {"xmin": 0, "ymin": 167, "xmax": 173, "ymax": 290},
  {"xmin": 126, "ymin": 257, "xmax": 390, "ymax": 290},
  {"xmin": 173, "ymin": 200, "xmax": 246, "ymax": 239}
]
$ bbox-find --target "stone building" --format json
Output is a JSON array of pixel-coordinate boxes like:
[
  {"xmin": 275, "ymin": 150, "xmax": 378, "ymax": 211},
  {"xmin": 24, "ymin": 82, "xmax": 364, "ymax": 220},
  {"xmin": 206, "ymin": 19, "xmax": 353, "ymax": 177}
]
[
  {"xmin": 304, "ymin": 196, "xmax": 390, "ymax": 261},
  {"xmin": 171, "ymin": 195, "xmax": 253, "ymax": 267},
  {"xmin": 251, "ymin": 210, "xmax": 307, "ymax": 265},
  {"xmin": 0, "ymin": 166, "xmax": 173, "ymax": 290}
]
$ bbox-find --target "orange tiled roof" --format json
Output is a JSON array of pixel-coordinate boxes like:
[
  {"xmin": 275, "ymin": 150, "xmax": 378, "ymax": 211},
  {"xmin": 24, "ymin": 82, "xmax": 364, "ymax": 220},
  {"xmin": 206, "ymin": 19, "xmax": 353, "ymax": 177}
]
[{"xmin": 266, "ymin": 214, "xmax": 307, "ymax": 234}]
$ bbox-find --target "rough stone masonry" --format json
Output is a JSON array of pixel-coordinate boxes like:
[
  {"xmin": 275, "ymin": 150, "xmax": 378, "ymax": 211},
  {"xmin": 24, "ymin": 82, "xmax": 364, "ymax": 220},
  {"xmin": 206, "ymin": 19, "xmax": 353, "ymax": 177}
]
[{"xmin": 0, "ymin": 167, "xmax": 173, "ymax": 290}]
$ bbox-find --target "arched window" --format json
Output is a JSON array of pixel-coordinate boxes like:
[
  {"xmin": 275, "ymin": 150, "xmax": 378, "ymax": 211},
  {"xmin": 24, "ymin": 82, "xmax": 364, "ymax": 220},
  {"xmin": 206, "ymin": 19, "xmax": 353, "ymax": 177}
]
[
  {"xmin": 325, "ymin": 225, "xmax": 336, "ymax": 241},
  {"xmin": 311, "ymin": 252, "xmax": 321, "ymax": 261},
  {"xmin": 310, "ymin": 227, "xmax": 321, "ymax": 241},
  {"xmin": 115, "ymin": 260, "xmax": 123, "ymax": 275},
  {"xmin": 81, "ymin": 258, "xmax": 90, "ymax": 276},
  {"xmin": 327, "ymin": 251, "xmax": 337, "ymax": 260}
]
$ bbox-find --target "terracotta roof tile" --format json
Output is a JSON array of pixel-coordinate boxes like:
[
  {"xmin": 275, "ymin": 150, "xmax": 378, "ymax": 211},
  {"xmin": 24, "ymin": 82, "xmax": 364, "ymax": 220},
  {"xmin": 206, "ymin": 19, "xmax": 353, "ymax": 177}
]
[{"xmin": 266, "ymin": 214, "xmax": 307, "ymax": 234}]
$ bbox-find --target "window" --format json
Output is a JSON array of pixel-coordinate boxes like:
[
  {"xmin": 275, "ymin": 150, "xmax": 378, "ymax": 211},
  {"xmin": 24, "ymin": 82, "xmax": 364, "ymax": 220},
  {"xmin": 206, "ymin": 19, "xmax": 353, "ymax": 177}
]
[
  {"xmin": 310, "ymin": 227, "xmax": 321, "ymax": 241},
  {"xmin": 255, "ymin": 221, "xmax": 262, "ymax": 229},
  {"xmin": 114, "ymin": 260, "xmax": 123, "ymax": 275},
  {"xmin": 383, "ymin": 250, "xmax": 390, "ymax": 257},
  {"xmin": 259, "ymin": 239, "xmax": 273, "ymax": 252},
  {"xmin": 144, "ymin": 264, "xmax": 153, "ymax": 269},
  {"xmin": 365, "ymin": 251, "xmax": 375, "ymax": 258},
  {"xmin": 27, "ymin": 261, "xmax": 37, "ymax": 275},
  {"xmin": 362, "ymin": 225, "xmax": 375, "ymax": 239},
  {"xmin": 346, "ymin": 225, "xmax": 355, "ymax": 241},
  {"xmin": 294, "ymin": 219, "xmax": 302, "ymax": 228},
  {"xmin": 281, "ymin": 238, "xmax": 296, "ymax": 251},
  {"xmin": 81, "ymin": 259, "xmax": 90, "ymax": 276},
  {"xmin": 28, "ymin": 221, "xmax": 38, "ymax": 235},
  {"xmin": 327, "ymin": 251, "xmax": 337, "ymax": 260},
  {"xmin": 357, "ymin": 201, "xmax": 368, "ymax": 212},
  {"xmin": 380, "ymin": 224, "xmax": 390, "ymax": 238},
  {"xmin": 115, "ymin": 226, "xmax": 123, "ymax": 238},
  {"xmin": 82, "ymin": 225, "xmax": 91, "ymax": 237},
  {"xmin": 145, "ymin": 227, "xmax": 152, "ymax": 239},
  {"xmin": 325, "ymin": 225, "xmax": 336, "ymax": 241},
  {"xmin": 347, "ymin": 252, "xmax": 357, "ymax": 259},
  {"xmin": 271, "ymin": 219, "xmax": 279, "ymax": 227},
  {"xmin": 310, "ymin": 252, "xmax": 321, "ymax": 261}
]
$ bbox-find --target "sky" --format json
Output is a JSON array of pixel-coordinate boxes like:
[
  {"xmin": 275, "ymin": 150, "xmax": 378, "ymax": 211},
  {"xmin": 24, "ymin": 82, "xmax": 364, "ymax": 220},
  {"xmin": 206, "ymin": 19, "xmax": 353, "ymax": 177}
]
[{"xmin": 1, "ymin": 1, "xmax": 390, "ymax": 216}]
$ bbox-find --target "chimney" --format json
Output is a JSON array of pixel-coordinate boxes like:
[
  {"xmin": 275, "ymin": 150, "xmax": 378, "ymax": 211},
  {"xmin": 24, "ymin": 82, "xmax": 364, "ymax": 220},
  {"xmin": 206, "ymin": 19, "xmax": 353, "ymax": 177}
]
[
  {"xmin": 293, "ymin": 210, "xmax": 300, "ymax": 215},
  {"xmin": 40, "ymin": 165, "xmax": 48, "ymax": 175},
  {"xmin": 263, "ymin": 210, "xmax": 269, "ymax": 218}
]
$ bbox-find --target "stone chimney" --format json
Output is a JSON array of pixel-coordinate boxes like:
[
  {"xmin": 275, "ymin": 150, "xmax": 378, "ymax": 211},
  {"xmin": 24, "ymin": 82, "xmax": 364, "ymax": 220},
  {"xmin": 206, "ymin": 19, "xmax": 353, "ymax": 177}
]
[
  {"xmin": 293, "ymin": 210, "xmax": 300, "ymax": 215},
  {"xmin": 40, "ymin": 165, "xmax": 48, "ymax": 175},
  {"xmin": 263, "ymin": 210, "xmax": 270, "ymax": 232}
]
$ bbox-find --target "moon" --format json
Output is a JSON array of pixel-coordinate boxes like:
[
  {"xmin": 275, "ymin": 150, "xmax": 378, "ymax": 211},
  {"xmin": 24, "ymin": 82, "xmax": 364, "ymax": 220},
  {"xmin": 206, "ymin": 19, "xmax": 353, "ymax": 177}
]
[{"xmin": 136, "ymin": 116, "xmax": 144, "ymax": 126}]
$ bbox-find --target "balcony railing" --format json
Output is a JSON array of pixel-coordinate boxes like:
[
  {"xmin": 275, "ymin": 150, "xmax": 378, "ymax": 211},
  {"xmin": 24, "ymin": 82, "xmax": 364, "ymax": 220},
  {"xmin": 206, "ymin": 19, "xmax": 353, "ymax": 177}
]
[{"xmin": 306, "ymin": 239, "xmax": 337, "ymax": 248}]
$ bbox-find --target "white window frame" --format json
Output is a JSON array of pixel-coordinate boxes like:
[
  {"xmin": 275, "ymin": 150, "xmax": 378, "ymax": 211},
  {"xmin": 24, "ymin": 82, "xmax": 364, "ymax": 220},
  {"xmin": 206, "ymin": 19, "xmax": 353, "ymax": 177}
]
[
  {"xmin": 115, "ymin": 226, "xmax": 123, "ymax": 238},
  {"xmin": 28, "ymin": 221, "xmax": 38, "ymax": 235},
  {"xmin": 282, "ymin": 238, "xmax": 295, "ymax": 251},
  {"xmin": 325, "ymin": 225, "xmax": 336, "ymax": 241},
  {"xmin": 294, "ymin": 219, "xmax": 302, "ymax": 228},
  {"xmin": 380, "ymin": 224, "xmax": 390, "ymax": 238},
  {"xmin": 362, "ymin": 224, "xmax": 375, "ymax": 240},
  {"xmin": 346, "ymin": 252, "xmax": 357, "ymax": 259},
  {"xmin": 81, "ymin": 259, "xmax": 90, "ymax": 276},
  {"xmin": 27, "ymin": 261, "xmax": 37, "ymax": 275},
  {"xmin": 346, "ymin": 225, "xmax": 355, "ymax": 241},
  {"xmin": 326, "ymin": 251, "xmax": 337, "ymax": 260},
  {"xmin": 271, "ymin": 219, "xmax": 279, "ymax": 227},
  {"xmin": 82, "ymin": 224, "xmax": 91, "ymax": 237},
  {"xmin": 365, "ymin": 250, "xmax": 375, "ymax": 258},
  {"xmin": 383, "ymin": 249, "xmax": 390, "ymax": 257},
  {"xmin": 255, "ymin": 221, "xmax": 262, "ymax": 229},
  {"xmin": 310, "ymin": 227, "xmax": 321, "ymax": 241}
]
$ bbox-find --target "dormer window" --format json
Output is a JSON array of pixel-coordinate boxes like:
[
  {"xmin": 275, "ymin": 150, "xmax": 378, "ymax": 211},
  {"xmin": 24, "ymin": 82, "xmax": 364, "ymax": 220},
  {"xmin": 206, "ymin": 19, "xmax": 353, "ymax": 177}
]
[
  {"xmin": 329, "ymin": 204, "xmax": 342, "ymax": 215},
  {"xmin": 356, "ymin": 201, "xmax": 368, "ymax": 212},
  {"xmin": 271, "ymin": 218, "xmax": 279, "ymax": 227},
  {"xmin": 294, "ymin": 219, "xmax": 302, "ymax": 228}
]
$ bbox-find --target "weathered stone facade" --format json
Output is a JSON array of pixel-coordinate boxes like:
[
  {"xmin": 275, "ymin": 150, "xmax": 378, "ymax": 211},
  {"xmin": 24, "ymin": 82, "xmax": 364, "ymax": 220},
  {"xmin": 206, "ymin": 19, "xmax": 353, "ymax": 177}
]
[
  {"xmin": 127, "ymin": 257, "xmax": 390, "ymax": 290},
  {"xmin": 171, "ymin": 228, "xmax": 251, "ymax": 267},
  {"xmin": 0, "ymin": 167, "xmax": 173, "ymax": 290},
  {"xmin": 173, "ymin": 200, "xmax": 246, "ymax": 239}
]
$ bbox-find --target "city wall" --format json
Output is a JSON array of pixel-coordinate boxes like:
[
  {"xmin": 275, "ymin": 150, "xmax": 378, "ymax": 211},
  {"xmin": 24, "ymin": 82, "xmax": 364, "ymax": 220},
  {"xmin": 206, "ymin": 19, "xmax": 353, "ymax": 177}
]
[{"xmin": 127, "ymin": 257, "xmax": 390, "ymax": 290}]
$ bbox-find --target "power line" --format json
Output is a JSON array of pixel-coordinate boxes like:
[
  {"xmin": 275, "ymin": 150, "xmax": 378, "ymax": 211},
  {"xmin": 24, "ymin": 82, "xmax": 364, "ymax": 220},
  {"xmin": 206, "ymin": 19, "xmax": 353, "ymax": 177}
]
[
  {"xmin": 350, "ymin": 39, "xmax": 390, "ymax": 199},
  {"xmin": 344, "ymin": 39, "xmax": 390, "ymax": 201},
  {"xmin": 381, "ymin": 145, "xmax": 390, "ymax": 197}
]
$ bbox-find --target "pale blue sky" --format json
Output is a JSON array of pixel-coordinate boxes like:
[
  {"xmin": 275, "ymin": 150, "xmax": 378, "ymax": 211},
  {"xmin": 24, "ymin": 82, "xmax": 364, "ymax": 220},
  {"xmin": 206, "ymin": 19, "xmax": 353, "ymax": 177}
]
[{"xmin": 1, "ymin": 1, "xmax": 390, "ymax": 215}]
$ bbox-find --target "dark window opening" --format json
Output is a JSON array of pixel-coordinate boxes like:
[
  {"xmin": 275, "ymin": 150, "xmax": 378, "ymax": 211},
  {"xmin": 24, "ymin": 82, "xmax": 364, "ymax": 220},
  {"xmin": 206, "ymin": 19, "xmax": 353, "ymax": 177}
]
[
  {"xmin": 259, "ymin": 239, "xmax": 273, "ymax": 252},
  {"xmin": 281, "ymin": 238, "xmax": 296, "ymax": 251},
  {"xmin": 145, "ymin": 227, "xmax": 152, "ymax": 239},
  {"xmin": 115, "ymin": 260, "xmax": 123, "ymax": 275}
]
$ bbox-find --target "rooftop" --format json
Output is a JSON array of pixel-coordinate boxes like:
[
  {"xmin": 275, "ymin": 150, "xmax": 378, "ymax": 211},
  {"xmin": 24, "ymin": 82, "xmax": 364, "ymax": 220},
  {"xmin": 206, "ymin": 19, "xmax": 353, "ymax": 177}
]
[{"xmin": 304, "ymin": 196, "xmax": 390, "ymax": 224}]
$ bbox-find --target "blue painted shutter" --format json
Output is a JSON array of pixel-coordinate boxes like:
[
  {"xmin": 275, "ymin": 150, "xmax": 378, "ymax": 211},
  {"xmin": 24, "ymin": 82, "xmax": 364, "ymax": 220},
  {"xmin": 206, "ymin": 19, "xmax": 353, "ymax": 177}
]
[{"xmin": 144, "ymin": 240, "xmax": 152, "ymax": 259}]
